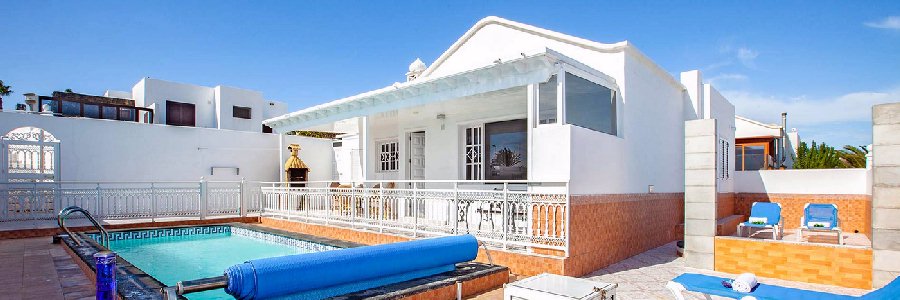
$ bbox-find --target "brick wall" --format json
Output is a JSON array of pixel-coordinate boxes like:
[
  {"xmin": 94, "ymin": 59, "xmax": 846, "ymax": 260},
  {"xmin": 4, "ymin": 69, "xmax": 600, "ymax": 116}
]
[
  {"xmin": 715, "ymin": 236, "xmax": 872, "ymax": 289},
  {"xmin": 735, "ymin": 193, "xmax": 872, "ymax": 235},
  {"xmin": 717, "ymin": 193, "xmax": 736, "ymax": 219},
  {"xmin": 564, "ymin": 193, "xmax": 684, "ymax": 276},
  {"xmin": 259, "ymin": 217, "xmax": 567, "ymax": 276}
]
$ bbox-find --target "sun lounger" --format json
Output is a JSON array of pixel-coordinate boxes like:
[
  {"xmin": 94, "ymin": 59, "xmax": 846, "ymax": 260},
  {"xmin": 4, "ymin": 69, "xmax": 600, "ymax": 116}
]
[
  {"xmin": 666, "ymin": 273, "xmax": 900, "ymax": 300},
  {"xmin": 737, "ymin": 202, "xmax": 783, "ymax": 240},
  {"xmin": 798, "ymin": 203, "xmax": 843, "ymax": 244}
]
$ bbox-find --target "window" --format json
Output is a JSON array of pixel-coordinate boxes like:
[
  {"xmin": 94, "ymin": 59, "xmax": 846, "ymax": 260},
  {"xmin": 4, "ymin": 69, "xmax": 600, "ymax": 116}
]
[
  {"xmin": 735, "ymin": 143, "xmax": 768, "ymax": 171},
  {"xmin": 83, "ymin": 104, "xmax": 100, "ymax": 119},
  {"xmin": 233, "ymin": 106, "xmax": 251, "ymax": 119},
  {"xmin": 719, "ymin": 138, "xmax": 730, "ymax": 179},
  {"xmin": 262, "ymin": 124, "xmax": 273, "ymax": 133},
  {"xmin": 464, "ymin": 126, "xmax": 483, "ymax": 180},
  {"xmin": 564, "ymin": 72, "xmax": 616, "ymax": 135},
  {"xmin": 378, "ymin": 140, "xmax": 399, "ymax": 172},
  {"xmin": 485, "ymin": 119, "xmax": 527, "ymax": 180},
  {"xmin": 538, "ymin": 75, "xmax": 558, "ymax": 124},
  {"xmin": 166, "ymin": 100, "xmax": 196, "ymax": 127},
  {"xmin": 101, "ymin": 106, "xmax": 117, "ymax": 120}
]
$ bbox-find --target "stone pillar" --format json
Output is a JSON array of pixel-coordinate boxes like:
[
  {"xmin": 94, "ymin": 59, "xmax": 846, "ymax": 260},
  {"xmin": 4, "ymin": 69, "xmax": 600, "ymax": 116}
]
[
  {"xmin": 872, "ymin": 102, "xmax": 900, "ymax": 288},
  {"xmin": 684, "ymin": 119, "xmax": 718, "ymax": 269}
]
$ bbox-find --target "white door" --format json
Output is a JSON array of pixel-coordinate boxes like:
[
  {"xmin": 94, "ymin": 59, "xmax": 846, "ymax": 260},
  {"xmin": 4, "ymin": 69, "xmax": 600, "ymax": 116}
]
[{"xmin": 408, "ymin": 132, "xmax": 425, "ymax": 180}]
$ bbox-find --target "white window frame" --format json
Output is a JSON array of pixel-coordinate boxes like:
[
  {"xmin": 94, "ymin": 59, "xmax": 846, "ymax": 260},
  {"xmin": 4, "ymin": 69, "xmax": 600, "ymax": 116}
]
[
  {"xmin": 377, "ymin": 139, "xmax": 399, "ymax": 173},
  {"xmin": 719, "ymin": 138, "xmax": 730, "ymax": 180},
  {"xmin": 463, "ymin": 125, "xmax": 484, "ymax": 180}
]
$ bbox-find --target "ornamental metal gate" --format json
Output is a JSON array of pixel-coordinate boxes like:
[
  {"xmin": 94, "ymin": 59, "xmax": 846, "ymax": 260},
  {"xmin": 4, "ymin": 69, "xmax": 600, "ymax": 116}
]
[{"xmin": 1, "ymin": 127, "xmax": 60, "ymax": 183}]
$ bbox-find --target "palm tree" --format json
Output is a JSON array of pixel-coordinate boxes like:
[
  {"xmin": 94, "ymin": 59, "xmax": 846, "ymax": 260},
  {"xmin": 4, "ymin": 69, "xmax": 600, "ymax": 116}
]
[
  {"xmin": 839, "ymin": 145, "xmax": 868, "ymax": 168},
  {"xmin": 0, "ymin": 80, "xmax": 12, "ymax": 111}
]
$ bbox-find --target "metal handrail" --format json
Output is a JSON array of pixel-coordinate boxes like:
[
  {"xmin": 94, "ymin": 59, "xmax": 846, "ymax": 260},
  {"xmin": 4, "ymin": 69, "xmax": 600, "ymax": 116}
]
[{"xmin": 58, "ymin": 206, "xmax": 109, "ymax": 247}]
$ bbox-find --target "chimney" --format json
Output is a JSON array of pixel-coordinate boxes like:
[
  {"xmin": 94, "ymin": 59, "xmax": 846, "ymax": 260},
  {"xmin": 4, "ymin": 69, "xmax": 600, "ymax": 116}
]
[
  {"xmin": 780, "ymin": 112, "xmax": 787, "ymax": 167},
  {"xmin": 406, "ymin": 58, "xmax": 427, "ymax": 82}
]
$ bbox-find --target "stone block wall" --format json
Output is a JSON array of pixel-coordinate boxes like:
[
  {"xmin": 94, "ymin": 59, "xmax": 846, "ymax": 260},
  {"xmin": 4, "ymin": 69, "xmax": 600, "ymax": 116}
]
[
  {"xmin": 683, "ymin": 119, "xmax": 718, "ymax": 269},
  {"xmin": 735, "ymin": 193, "xmax": 872, "ymax": 235},
  {"xmin": 715, "ymin": 237, "xmax": 872, "ymax": 289},
  {"xmin": 872, "ymin": 102, "xmax": 900, "ymax": 288}
]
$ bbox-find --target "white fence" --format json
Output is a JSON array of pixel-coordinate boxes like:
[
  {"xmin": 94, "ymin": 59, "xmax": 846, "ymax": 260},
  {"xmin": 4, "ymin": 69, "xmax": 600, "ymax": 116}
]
[
  {"xmin": 259, "ymin": 180, "xmax": 570, "ymax": 256},
  {"xmin": 0, "ymin": 179, "xmax": 571, "ymax": 256},
  {"xmin": 0, "ymin": 180, "xmax": 262, "ymax": 222}
]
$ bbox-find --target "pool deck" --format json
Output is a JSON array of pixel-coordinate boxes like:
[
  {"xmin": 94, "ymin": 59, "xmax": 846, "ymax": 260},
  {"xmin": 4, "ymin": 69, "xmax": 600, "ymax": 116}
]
[
  {"xmin": 0, "ymin": 237, "xmax": 95, "ymax": 300},
  {"xmin": 2, "ymin": 234, "xmax": 872, "ymax": 300},
  {"xmin": 469, "ymin": 241, "xmax": 870, "ymax": 300}
]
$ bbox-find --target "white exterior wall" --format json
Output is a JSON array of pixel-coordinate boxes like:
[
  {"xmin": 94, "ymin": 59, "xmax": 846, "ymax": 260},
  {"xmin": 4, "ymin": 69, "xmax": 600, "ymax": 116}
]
[
  {"xmin": 0, "ymin": 112, "xmax": 332, "ymax": 182},
  {"xmin": 424, "ymin": 23, "xmax": 695, "ymax": 194},
  {"xmin": 706, "ymin": 85, "xmax": 736, "ymax": 193},
  {"xmin": 131, "ymin": 78, "xmax": 286, "ymax": 132},
  {"xmin": 568, "ymin": 52, "xmax": 687, "ymax": 194},
  {"xmin": 734, "ymin": 169, "xmax": 870, "ymax": 195},
  {"xmin": 103, "ymin": 90, "xmax": 132, "ymax": 99}
]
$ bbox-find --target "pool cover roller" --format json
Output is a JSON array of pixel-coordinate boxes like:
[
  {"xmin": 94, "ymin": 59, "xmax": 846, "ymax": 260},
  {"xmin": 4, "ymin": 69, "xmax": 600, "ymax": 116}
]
[{"xmin": 224, "ymin": 234, "xmax": 479, "ymax": 299}]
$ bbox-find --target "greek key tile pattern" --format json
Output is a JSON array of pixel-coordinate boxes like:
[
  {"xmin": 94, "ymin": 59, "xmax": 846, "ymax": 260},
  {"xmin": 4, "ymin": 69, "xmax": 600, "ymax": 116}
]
[
  {"xmin": 90, "ymin": 226, "xmax": 230, "ymax": 242},
  {"xmin": 231, "ymin": 227, "xmax": 339, "ymax": 252},
  {"xmin": 87, "ymin": 225, "xmax": 339, "ymax": 252}
]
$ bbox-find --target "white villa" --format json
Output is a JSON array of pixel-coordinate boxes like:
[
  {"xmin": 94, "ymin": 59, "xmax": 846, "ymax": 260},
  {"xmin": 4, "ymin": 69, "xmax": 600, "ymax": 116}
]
[
  {"xmin": 265, "ymin": 16, "xmax": 736, "ymax": 196},
  {"xmin": 257, "ymin": 16, "xmax": 739, "ymax": 275}
]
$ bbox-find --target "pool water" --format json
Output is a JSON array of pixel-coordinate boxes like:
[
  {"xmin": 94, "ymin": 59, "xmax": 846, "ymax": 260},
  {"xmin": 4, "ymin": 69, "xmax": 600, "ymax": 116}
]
[{"xmin": 106, "ymin": 230, "xmax": 323, "ymax": 300}]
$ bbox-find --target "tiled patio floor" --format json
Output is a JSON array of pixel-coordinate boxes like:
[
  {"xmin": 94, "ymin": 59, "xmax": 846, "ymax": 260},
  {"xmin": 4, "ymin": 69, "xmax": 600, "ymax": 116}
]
[
  {"xmin": 582, "ymin": 241, "xmax": 869, "ymax": 299},
  {"xmin": 471, "ymin": 241, "xmax": 871, "ymax": 300},
  {"xmin": 0, "ymin": 237, "xmax": 95, "ymax": 300}
]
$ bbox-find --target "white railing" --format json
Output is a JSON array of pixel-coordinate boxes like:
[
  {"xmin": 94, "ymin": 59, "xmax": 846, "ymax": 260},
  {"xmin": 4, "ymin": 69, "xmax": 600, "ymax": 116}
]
[
  {"xmin": 259, "ymin": 180, "xmax": 570, "ymax": 256},
  {"xmin": 0, "ymin": 179, "xmax": 261, "ymax": 222}
]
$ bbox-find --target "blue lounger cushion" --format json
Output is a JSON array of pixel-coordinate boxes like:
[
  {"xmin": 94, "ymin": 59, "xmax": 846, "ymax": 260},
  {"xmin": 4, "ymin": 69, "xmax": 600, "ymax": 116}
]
[{"xmin": 671, "ymin": 273, "xmax": 900, "ymax": 300}]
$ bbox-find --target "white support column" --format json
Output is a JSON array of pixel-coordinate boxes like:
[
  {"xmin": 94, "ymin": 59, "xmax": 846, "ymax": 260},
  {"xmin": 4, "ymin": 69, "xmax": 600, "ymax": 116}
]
[
  {"xmin": 199, "ymin": 177, "xmax": 209, "ymax": 219},
  {"xmin": 278, "ymin": 133, "xmax": 285, "ymax": 182},
  {"xmin": 360, "ymin": 116, "xmax": 369, "ymax": 180},
  {"xmin": 526, "ymin": 83, "xmax": 536, "ymax": 181},
  {"xmin": 556, "ymin": 65, "xmax": 566, "ymax": 125}
]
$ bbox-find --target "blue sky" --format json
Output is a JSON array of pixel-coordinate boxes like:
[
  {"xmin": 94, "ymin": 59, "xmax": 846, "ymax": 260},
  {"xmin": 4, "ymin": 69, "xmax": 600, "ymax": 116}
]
[{"xmin": 2, "ymin": 1, "xmax": 898, "ymax": 146}]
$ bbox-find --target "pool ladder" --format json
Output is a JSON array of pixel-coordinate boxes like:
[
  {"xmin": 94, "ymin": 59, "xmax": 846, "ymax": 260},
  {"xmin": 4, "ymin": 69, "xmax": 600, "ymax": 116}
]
[{"xmin": 58, "ymin": 206, "xmax": 110, "ymax": 247}]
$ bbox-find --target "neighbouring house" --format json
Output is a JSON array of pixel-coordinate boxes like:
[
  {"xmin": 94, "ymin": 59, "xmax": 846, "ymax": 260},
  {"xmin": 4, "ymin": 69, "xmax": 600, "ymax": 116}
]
[
  {"xmin": 262, "ymin": 16, "xmax": 737, "ymax": 276},
  {"xmin": 2, "ymin": 78, "xmax": 328, "ymax": 183},
  {"xmin": 24, "ymin": 78, "xmax": 289, "ymax": 133},
  {"xmin": 735, "ymin": 114, "xmax": 800, "ymax": 170}
]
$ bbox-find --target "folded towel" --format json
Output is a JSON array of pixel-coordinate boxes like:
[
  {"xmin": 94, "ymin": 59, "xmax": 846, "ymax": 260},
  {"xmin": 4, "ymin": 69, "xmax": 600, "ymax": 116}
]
[
  {"xmin": 748, "ymin": 217, "xmax": 768, "ymax": 224},
  {"xmin": 732, "ymin": 273, "xmax": 758, "ymax": 293}
]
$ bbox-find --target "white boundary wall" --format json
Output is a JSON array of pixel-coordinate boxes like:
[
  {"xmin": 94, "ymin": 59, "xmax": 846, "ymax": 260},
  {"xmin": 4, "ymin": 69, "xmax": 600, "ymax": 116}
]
[
  {"xmin": 0, "ymin": 112, "xmax": 333, "ymax": 182},
  {"xmin": 734, "ymin": 169, "xmax": 871, "ymax": 195}
]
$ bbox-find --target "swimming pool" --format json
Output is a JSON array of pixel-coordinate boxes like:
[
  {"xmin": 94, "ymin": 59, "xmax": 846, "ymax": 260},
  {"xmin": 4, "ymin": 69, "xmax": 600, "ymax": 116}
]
[{"xmin": 89, "ymin": 225, "xmax": 341, "ymax": 300}]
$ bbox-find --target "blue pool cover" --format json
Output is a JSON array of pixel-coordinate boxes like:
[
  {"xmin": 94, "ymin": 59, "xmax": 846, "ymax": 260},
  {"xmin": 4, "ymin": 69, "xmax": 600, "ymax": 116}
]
[{"xmin": 224, "ymin": 234, "xmax": 479, "ymax": 300}]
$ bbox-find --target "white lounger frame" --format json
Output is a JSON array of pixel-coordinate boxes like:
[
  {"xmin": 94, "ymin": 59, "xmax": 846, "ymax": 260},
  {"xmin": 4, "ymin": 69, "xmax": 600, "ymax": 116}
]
[
  {"xmin": 666, "ymin": 281, "xmax": 758, "ymax": 300},
  {"xmin": 736, "ymin": 203, "xmax": 784, "ymax": 240}
]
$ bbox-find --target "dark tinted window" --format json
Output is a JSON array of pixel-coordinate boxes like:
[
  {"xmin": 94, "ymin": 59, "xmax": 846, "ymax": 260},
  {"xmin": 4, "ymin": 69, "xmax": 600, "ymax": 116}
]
[
  {"xmin": 166, "ymin": 101, "xmax": 196, "ymax": 127},
  {"xmin": 233, "ymin": 106, "xmax": 251, "ymax": 119}
]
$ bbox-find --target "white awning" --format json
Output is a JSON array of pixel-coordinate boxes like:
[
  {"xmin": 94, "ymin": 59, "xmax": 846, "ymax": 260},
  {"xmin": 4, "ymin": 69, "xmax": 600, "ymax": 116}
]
[{"xmin": 264, "ymin": 49, "xmax": 615, "ymax": 132}]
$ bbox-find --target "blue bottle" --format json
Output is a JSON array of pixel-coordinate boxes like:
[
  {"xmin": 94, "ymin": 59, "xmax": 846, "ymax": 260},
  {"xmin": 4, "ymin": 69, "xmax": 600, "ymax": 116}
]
[{"xmin": 94, "ymin": 251, "xmax": 117, "ymax": 300}]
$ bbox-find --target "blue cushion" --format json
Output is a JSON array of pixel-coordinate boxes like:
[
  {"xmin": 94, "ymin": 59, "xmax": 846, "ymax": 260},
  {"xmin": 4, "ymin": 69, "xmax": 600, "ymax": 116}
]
[
  {"xmin": 749, "ymin": 202, "xmax": 782, "ymax": 226},
  {"xmin": 805, "ymin": 203, "xmax": 839, "ymax": 230},
  {"xmin": 672, "ymin": 273, "xmax": 857, "ymax": 300},
  {"xmin": 861, "ymin": 276, "xmax": 900, "ymax": 300}
]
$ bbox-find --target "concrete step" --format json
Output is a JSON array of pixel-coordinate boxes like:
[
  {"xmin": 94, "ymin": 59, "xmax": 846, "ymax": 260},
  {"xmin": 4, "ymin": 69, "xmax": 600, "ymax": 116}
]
[{"xmin": 717, "ymin": 215, "xmax": 745, "ymax": 236}]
